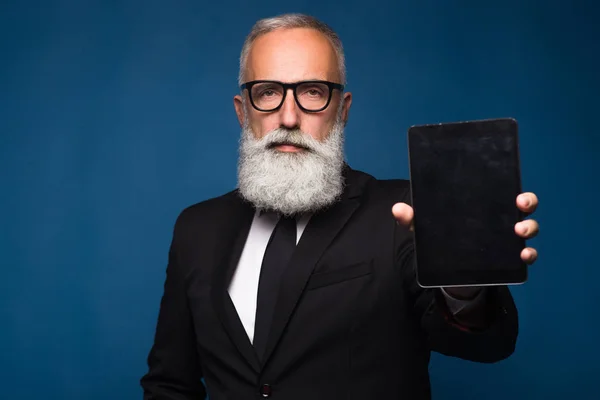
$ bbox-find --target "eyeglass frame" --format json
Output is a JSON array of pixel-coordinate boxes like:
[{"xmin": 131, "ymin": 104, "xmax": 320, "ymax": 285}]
[{"xmin": 239, "ymin": 80, "xmax": 345, "ymax": 113}]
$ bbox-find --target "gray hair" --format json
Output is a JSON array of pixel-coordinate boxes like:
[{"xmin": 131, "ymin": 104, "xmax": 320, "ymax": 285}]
[{"xmin": 238, "ymin": 13, "xmax": 346, "ymax": 87}]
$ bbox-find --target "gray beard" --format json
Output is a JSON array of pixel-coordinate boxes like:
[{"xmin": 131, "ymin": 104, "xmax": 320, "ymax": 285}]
[{"xmin": 237, "ymin": 121, "xmax": 346, "ymax": 216}]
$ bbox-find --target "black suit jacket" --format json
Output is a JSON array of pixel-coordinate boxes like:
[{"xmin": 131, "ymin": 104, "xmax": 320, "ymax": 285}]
[{"xmin": 141, "ymin": 166, "xmax": 518, "ymax": 400}]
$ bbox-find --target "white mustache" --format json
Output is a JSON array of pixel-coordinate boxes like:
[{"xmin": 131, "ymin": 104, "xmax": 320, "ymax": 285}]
[{"xmin": 260, "ymin": 129, "xmax": 317, "ymax": 152}]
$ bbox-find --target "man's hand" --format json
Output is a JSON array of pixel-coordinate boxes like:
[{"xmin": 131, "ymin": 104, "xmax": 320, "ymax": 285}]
[{"xmin": 392, "ymin": 192, "xmax": 540, "ymax": 298}]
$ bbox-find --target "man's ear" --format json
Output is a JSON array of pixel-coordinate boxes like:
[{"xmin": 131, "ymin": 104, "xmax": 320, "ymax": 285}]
[
  {"xmin": 341, "ymin": 92, "xmax": 352, "ymax": 126},
  {"xmin": 234, "ymin": 94, "xmax": 245, "ymax": 127}
]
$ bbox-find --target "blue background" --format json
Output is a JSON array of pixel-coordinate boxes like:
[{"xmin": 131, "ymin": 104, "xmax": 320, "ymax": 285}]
[{"xmin": 1, "ymin": 0, "xmax": 598, "ymax": 398}]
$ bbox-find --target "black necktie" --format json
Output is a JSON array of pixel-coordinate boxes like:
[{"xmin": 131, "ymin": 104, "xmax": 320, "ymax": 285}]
[{"xmin": 253, "ymin": 215, "xmax": 297, "ymax": 360}]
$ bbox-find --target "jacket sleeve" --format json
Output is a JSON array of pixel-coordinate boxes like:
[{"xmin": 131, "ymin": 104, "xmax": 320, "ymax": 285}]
[
  {"xmin": 393, "ymin": 197, "xmax": 519, "ymax": 363},
  {"xmin": 140, "ymin": 216, "xmax": 207, "ymax": 399},
  {"xmin": 399, "ymin": 243, "xmax": 519, "ymax": 363}
]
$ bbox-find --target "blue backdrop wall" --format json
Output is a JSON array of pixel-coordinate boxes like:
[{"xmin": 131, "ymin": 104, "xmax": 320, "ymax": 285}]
[{"xmin": 1, "ymin": 0, "xmax": 598, "ymax": 398}]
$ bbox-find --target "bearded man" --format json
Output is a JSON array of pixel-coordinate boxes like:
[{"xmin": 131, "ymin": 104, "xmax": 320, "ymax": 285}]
[{"xmin": 141, "ymin": 13, "xmax": 540, "ymax": 400}]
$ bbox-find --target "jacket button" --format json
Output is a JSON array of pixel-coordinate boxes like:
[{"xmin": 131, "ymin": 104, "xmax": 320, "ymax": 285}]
[{"xmin": 260, "ymin": 383, "xmax": 272, "ymax": 398}]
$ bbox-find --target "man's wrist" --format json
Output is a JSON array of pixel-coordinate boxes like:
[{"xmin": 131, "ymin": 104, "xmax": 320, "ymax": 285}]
[
  {"xmin": 442, "ymin": 286, "xmax": 483, "ymax": 300},
  {"xmin": 437, "ymin": 287, "xmax": 490, "ymax": 330}
]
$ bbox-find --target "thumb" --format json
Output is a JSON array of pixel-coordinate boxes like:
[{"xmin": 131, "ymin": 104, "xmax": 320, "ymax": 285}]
[{"xmin": 392, "ymin": 202, "xmax": 414, "ymax": 231}]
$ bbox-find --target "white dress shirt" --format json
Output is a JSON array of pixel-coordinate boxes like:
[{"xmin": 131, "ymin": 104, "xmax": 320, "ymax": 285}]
[{"xmin": 228, "ymin": 211, "xmax": 485, "ymax": 343}]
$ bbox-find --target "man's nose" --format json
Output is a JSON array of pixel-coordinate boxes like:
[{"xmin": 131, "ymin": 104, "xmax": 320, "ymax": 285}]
[{"xmin": 279, "ymin": 89, "xmax": 301, "ymax": 129}]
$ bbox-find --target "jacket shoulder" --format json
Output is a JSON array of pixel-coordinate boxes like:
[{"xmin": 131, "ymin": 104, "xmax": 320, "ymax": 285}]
[
  {"xmin": 361, "ymin": 173, "xmax": 412, "ymax": 205},
  {"xmin": 181, "ymin": 189, "xmax": 240, "ymax": 216},
  {"xmin": 372, "ymin": 177, "xmax": 411, "ymax": 193},
  {"xmin": 172, "ymin": 189, "xmax": 244, "ymax": 235}
]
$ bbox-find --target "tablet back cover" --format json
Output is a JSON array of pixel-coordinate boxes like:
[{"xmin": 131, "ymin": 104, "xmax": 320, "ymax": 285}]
[{"xmin": 408, "ymin": 118, "xmax": 527, "ymax": 287}]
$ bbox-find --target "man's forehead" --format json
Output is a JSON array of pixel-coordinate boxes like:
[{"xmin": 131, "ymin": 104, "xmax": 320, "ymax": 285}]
[{"xmin": 245, "ymin": 28, "xmax": 340, "ymax": 83}]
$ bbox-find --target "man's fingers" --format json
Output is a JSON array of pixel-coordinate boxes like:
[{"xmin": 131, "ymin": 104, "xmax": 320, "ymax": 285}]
[
  {"xmin": 517, "ymin": 192, "xmax": 538, "ymax": 215},
  {"xmin": 515, "ymin": 219, "xmax": 539, "ymax": 239},
  {"xmin": 521, "ymin": 247, "xmax": 538, "ymax": 264},
  {"xmin": 392, "ymin": 202, "xmax": 414, "ymax": 231}
]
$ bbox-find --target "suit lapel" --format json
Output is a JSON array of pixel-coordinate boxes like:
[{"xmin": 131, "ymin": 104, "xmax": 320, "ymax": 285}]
[
  {"xmin": 210, "ymin": 192, "xmax": 261, "ymax": 373},
  {"xmin": 261, "ymin": 167, "xmax": 368, "ymax": 365}
]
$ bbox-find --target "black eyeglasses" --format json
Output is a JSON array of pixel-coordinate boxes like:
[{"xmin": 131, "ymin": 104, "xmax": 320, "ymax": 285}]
[{"xmin": 240, "ymin": 80, "xmax": 344, "ymax": 113}]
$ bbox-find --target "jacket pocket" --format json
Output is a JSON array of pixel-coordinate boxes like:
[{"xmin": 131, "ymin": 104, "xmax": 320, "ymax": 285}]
[{"xmin": 306, "ymin": 260, "xmax": 373, "ymax": 290}]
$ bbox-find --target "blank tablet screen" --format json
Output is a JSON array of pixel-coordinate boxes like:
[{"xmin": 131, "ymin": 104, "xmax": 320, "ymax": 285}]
[{"xmin": 407, "ymin": 118, "xmax": 527, "ymax": 287}]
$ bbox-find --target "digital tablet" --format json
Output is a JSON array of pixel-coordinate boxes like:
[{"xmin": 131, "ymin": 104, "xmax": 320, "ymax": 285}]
[{"xmin": 407, "ymin": 118, "xmax": 527, "ymax": 288}]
